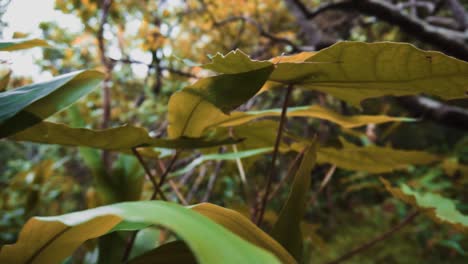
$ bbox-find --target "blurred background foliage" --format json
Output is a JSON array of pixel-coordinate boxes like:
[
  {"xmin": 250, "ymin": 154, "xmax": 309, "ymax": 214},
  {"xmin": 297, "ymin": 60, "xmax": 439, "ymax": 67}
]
[{"xmin": 1, "ymin": 0, "xmax": 467, "ymax": 263}]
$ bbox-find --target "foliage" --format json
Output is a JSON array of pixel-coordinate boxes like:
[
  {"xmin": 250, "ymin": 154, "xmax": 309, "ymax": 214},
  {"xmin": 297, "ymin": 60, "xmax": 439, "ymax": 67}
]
[{"xmin": 1, "ymin": 1, "xmax": 468, "ymax": 264}]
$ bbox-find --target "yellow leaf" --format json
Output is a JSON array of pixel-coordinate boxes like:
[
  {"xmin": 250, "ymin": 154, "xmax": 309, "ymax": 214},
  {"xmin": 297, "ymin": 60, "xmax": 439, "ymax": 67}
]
[{"xmin": 270, "ymin": 42, "xmax": 468, "ymax": 107}]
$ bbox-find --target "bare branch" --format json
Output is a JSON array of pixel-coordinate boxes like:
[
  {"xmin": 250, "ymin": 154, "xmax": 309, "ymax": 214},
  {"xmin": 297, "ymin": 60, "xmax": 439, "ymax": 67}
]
[{"xmin": 290, "ymin": 0, "xmax": 468, "ymax": 61}]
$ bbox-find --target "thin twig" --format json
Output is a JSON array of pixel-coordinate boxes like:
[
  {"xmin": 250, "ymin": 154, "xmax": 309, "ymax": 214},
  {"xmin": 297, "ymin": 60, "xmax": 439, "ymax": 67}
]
[
  {"xmin": 186, "ymin": 165, "xmax": 207, "ymax": 203},
  {"xmin": 151, "ymin": 150, "xmax": 180, "ymax": 200},
  {"xmin": 168, "ymin": 179, "xmax": 188, "ymax": 205},
  {"xmin": 267, "ymin": 149, "xmax": 305, "ymax": 202},
  {"xmin": 324, "ymin": 211, "xmax": 420, "ymax": 264},
  {"xmin": 309, "ymin": 165, "xmax": 336, "ymax": 205},
  {"xmin": 202, "ymin": 160, "xmax": 224, "ymax": 202},
  {"xmin": 131, "ymin": 148, "xmax": 167, "ymax": 200},
  {"xmin": 255, "ymin": 84, "xmax": 294, "ymax": 225}
]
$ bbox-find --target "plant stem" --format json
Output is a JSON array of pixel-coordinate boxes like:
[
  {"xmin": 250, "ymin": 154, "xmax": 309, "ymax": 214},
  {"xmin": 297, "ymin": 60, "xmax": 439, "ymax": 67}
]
[
  {"xmin": 255, "ymin": 84, "xmax": 293, "ymax": 226},
  {"xmin": 324, "ymin": 211, "xmax": 420, "ymax": 264},
  {"xmin": 131, "ymin": 148, "xmax": 167, "ymax": 200},
  {"xmin": 152, "ymin": 151, "xmax": 180, "ymax": 199}
]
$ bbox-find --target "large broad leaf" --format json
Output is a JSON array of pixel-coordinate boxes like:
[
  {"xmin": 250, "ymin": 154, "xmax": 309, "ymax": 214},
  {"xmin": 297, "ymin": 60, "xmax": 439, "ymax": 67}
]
[
  {"xmin": 207, "ymin": 105, "xmax": 413, "ymax": 130},
  {"xmin": 272, "ymin": 142, "xmax": 317, "ymax": 261},
  {"xmin": 381, "ymin": 178, "xmax": 468, "ymax": 234},
  {"xmin": 167, "ymin": 53, "xmax": 274, "ymax": 138},
  {"xmin": 0, "ymin": 70, "xmax": 104, "ymax": 138},
  {"xmin": 269, "ymin": 42, "xmax": 468, "ymax": 107},
  {"xmin": 0, "ymin": 201, "xmax": 280, "ymax": 264},
  {"xmin": 315, "ymin": 140, "xmax": 439, "ymax": 173},
  {"xmin": 10, "ymin": 121, "xmax": 241, "ymax": 150},
  {"xmin": 191, "ymin": 203, "xmax": 296, "ymax": 264},
  {"xmin": 0, "ymin": 38, "xmax": 49, "ymax": 51}
]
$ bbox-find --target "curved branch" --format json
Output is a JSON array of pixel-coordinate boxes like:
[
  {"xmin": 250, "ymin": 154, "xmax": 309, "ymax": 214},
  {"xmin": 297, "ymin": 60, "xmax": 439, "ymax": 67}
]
[{"xmin": 291, "ymin": 0, "xmax": 468, "ymax": 61}]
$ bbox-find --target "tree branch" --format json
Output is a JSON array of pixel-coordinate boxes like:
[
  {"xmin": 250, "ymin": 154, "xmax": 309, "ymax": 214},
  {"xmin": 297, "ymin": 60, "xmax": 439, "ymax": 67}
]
[
  {"xmin": 397, "ymin": 96, "xmax": 468, "ymax": 131},
  {"xmin": 291, "ymin": 0, "xmax": 468, "ymax": 61}
]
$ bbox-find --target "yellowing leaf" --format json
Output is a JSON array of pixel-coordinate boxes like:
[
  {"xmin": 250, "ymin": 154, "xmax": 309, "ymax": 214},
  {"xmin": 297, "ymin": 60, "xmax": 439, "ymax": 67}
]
[
  {"xmin": 191, "ymin": 203, "xmax": 296, "ymax": 264},
  {"xmin": 316, "ymin": 141, "xmax": 439, "ymax": 173},
  {"xmin": 270, "ymin": 42, "xmax": 468, "ymax": 107},
  {"xmin": 381, "ymin": 178, "xmax": 468, "ymax": 234},
  {"xmin": 272, "ymin": 142, "xmax": 317, "ymax": 261},
  {"xmin": 10, "ymin": 121, "xmax": 241, "ymax": 151},
  {"xmin": 0, "ymin": 201, "xmax": 281, "ymax": 264},
  {"xmin": 208, "ymin": 105, "xmax": 413, "ymax": 129},
  {"xmin": 167, "ymin": 66, "xmax": 273, "ymax": 138},
  {"xmin": 0, "ymin": 38, "xmax": 49, "ymax": 51}
]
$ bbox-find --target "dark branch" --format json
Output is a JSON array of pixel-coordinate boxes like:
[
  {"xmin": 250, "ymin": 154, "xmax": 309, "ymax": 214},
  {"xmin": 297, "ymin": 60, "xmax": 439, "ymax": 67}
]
[
  {"xmin": 397, "ymin": 96, "xmax": 468, "ymax": 131},
  {"xmin": 214, "ymin": 16, "xmax": 303, "ymax": 52},
  {"xmin": 291, "ymin": 0, "xmax": 468, "ymax": 61}
]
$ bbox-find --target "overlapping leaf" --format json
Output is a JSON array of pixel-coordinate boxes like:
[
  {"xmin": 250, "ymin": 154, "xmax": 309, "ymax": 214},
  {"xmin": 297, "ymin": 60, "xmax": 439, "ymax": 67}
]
[
  {"xmin": 269, "ymin": 42, "xmax": 468, "ymax": 107},
  {"xmin": 10, "ymin": 121, "xmax": 241, "ymax": 150},
  {"xmin": 381, "ymin": 178, "xmax": 468, "ymax": 234},
  {"xmin": 208, "ymin": 105, "xmax": 413, "ymax": 130},
  {"xmin": 272, "ymin": 142, "xmax": 317, "ymax": 261},
  {"xmin": 0, "ymin": 70, "xmax": 104, "ymax": 138},
  {"xmin": 0, "ymin": 201, "xmax": 281, "ymax": 264},
  {"xmin": 0, "ymin": 38, "xmax": 49, "ymax": 51},
  {"xmin": 191, "ymin": 203, "xmax": 296, "ymax": 264},
  {"xmin": 167, "ymin": 51, "xmax": 274, "ymax": 138}
]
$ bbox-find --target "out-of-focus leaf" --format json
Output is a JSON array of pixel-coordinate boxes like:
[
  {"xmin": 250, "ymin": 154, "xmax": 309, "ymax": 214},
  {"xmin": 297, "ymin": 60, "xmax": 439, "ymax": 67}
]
[
  {"xmin": 191, "ymin": 203, "xmax": 296, "ymax": 264},
  {"xmin": 129, "ymin": 241, "xmax": 197, "ymax": 264},
  {"xmin": 269, "ymin": 42, "xmax": 468, "ymax": 107},
  {"xmin": 0, "ymin": 201, "xmax": 280, "ymax": 264},
  {"xmin": 0, "ymin": 38, "xmax": 49, "ymax": 51},
  {"xmin": 208, "ymin": 105, "xmax": 414, "ymax": 129},
  {"xmin": 203, "ymin": 49, "xmax": 273, "ymax": 74},
  {"xmin": 316, "ymin": 140, "xmax": 439, "ymax": 173},
  {"xmin": 0, "ymin": 67, "xmax": 11, "ymax": 91},
  {"xmin": 167, "ymin": 63, "xmax": 273, "ymax": 138},
  {"xmin": 381, "ymin": 178, "xmax": 468, "ymax": 234},
  {"xmin": 172, "ymin": 147, "xmax": 272, "ymax": 176},
  {"xmin": 10, "ymin": 121, "xmax": 241, "ymax": 150},
  {"xmin": 0, "ymin": 70, "xmax": 104, "ymax": 138},
  {"xmin": 272, "ymin": 142, "xmax": 317, "ymax": 261}
]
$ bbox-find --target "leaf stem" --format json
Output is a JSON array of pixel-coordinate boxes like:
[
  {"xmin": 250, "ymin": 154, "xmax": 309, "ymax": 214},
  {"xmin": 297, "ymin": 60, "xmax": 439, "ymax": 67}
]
[
  {"xmin": 255, "ymin": 84, "xmax": 293, "ymax": 226},
  {"xmin": 131, "ymin": 148, "xmax": 167, "ymax": 200},
  {"xmin": 324, "ymin": 210, "xmax": 420, "ymax": 264}
]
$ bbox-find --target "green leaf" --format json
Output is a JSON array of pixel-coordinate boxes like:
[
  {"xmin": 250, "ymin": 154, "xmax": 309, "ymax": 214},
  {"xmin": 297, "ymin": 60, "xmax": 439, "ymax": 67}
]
[
  {"xmin": 0, "ymin": 70, "xmax": 104, "ymax": 138},
  {"xmin": 0, "ymin": 201, "xmax": 281, "ymax": 264},
  {"xmin": 191, "ymin": 203, "xmax": 296, "ymax": 264},
  {"xmin": 172, "ymin": 147, "xmax": 273, "ymax": 176},
  {"xmin": 10, "ymin": 121, "xmax": 241, "ymax": 151},
  {"xmin": 381, "ymin": 178, "xmax": 468, "ymax": 234},
  {"xmin": 0, "ymin": 38, "xmax": 49, "ymax": 51},
  {"xmin": 272, "ymin": 142, "xmax": 317, "ymax": 261},
  {"xmin": 316, "ymin": 140, "xmax": 439, "ymax": 173},
  {"xmin": 129, "ymin": 241, "xmax": 197, "ymax": 264},
  {"xmin": 207, "ymin": 105, "xmax": 414, "ymax": 129},
  {"xmin": 167, "ymin": 55, "xmax": 274, "ymax": 138},
  {"xmin": 269, "ymin": 42, "xmax": 468, "ymax": 107},
  {"xmin": 203, "ymin": 49, "xmax": 273, "ymax": 74}
]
